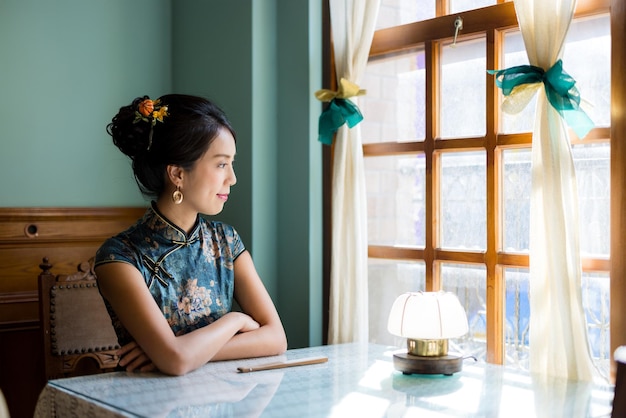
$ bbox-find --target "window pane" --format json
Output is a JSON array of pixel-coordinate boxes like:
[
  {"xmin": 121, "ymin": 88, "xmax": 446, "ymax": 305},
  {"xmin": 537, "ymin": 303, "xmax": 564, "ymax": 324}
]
[
  {"xmin": 363, "ymin": 49, "xmax": 426, "ymax": 143},
  {"xmin": 502, "ymin": 148, "xmax": 531, "ymax": 252},
  {"xmin": 440, "ymin": 37, "xmax": 486, "ymax": 138},
  {"xmin": 441, "ymin": 263, "xmax": 486, "ymax": 362},
  {"xmin": 500, "ymin": 14, "xmax": 610, "ymax": 134},
  {"xmin": 563, "ymin": 14, "xmax": 611, "ymax": 128},
  {"xmin": 504, "ymin": 268, "xmax": 530, "ymax": 370},
  {"xmin": 575, "ymin": 143, "xmax": 610, "ymax": 257},
  {"xmin": 502, "ymin": 145, "xmax": 610, "ymax": 256},
  {"xmin": 368, "ymin": 259, "xmax": 425, "ymax": 347},
  {"xmin": 365, "ymin": 155, "xmax": 426, "ymax": 247},
  {"xmin": 440, "ymin": 151, "xmax": 486, "ymax": 250},
  {"xmin": 449, "ymin": 0, "xmax": 496, "ymax": 14},
  {"xmin": 504, "ymin": 269, "xmax": 610, "ymax": 381},
  {"xmin": 376, "ymin": 0, "xmax": 436, "ymax": 30},
  {"xmin": 583, "ymin": 272, "xmax": 610, "ymax": 379}
]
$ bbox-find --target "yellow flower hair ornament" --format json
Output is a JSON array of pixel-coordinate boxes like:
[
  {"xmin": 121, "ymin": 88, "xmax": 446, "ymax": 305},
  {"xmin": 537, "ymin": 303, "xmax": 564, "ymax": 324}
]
[
  {"xmin": 134, "ymin": 98, "xmax": 168, "ymax": 127},
  {"xmin": 133, "ymin": 97, "xmax": 169, "ymax": 150}
]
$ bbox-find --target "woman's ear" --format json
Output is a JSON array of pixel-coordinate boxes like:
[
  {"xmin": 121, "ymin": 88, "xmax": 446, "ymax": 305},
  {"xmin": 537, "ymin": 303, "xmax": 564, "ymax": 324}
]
[{"xmin": 166, "ymin": 165, "xmax": 184, "ymax": 185}]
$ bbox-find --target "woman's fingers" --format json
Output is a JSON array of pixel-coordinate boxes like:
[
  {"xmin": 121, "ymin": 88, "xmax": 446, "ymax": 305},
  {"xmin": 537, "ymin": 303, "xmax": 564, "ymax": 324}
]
[
  {"xmin": 117, "ymin": 341, "xmax": 157, "ymax": 372},
  {"xmin": 138, "ymin": 362, "xmax": 158, "ymax": 372},
  {"xmin": 124, "ymin": 351, "xmax": 151, "ymax": 372},
  {"xmin": 116, "ymin": 341, "xmax": 139, "ymax": 358}
]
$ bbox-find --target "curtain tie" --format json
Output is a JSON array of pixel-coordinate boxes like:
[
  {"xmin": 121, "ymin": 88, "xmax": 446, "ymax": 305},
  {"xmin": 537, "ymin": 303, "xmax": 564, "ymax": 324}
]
[
  {"xmin": 488, "ymin": 59, "xmax": 594, "ymax": 139},
  {"xmin": 315, "ymin": 78, "xmax": 366, "ymax": 145}
]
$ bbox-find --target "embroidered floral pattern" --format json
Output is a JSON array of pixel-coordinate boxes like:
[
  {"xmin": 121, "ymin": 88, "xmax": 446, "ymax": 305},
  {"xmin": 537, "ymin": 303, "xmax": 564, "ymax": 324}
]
[{"xmin": 177, "ymin": 279, "xmax": 212, "ymax": 319}]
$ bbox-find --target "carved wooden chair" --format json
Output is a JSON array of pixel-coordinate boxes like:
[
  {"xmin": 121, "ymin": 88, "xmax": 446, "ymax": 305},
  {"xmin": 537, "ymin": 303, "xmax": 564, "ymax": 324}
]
[{"xmin": 38, "ymin": 257, "xmax": 120, "ymax": 380}]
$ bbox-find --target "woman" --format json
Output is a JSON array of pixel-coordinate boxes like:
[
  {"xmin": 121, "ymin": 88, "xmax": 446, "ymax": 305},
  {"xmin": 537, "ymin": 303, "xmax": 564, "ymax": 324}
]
[{"xmin": 95, "ymin": 94, "xmax": 287, "ymax": 376}]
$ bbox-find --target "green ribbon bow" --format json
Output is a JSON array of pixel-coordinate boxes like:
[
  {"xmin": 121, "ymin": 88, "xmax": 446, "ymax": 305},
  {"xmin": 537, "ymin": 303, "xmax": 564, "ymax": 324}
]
[
  {"xmin": 317, "ymin": 98, "xmax": 364, "ymax": 145},
  {"xmin": 488, "ymin": 59, "xmax": 594, "ymax": 139},
  {"xmin": 315, "ymin": 78, "xmax": 366, "ymax": 145}
]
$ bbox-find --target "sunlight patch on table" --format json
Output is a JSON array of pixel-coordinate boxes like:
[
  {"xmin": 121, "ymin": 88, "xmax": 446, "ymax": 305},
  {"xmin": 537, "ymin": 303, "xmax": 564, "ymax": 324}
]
[
  {"xmin": 329, "ymin": 392, "xmax": 390, "ymax": 418},
  {"xmin": 358, "ymin": 360, "xmax": 395, "ymax": 391}
]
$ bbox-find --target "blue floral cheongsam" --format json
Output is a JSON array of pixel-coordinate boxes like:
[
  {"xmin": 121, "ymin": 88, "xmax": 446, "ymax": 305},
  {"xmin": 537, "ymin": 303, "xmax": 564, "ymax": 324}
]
[{"xmin": 94, "ymin": 203, "xmax": 245, "ymax": 345}]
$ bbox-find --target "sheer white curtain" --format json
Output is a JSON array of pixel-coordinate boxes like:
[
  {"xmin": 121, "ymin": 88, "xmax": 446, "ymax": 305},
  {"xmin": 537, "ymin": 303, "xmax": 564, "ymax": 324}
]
[
  {"xmin": 326, "ymin": 0, "xmax": 380, "ymax": 344},
  {"xmin": 512, "ymin": 0, "xmax": 596, "ymax": 381}
]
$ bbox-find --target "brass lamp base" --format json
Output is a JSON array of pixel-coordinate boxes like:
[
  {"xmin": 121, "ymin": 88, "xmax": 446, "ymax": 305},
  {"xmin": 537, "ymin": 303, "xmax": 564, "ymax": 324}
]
[
  {"xmin": 393, "ymin": 352, "xmax": 463, "ymax": 376},
  {"xmin": 408, "ymin": 339, "xmax": 448, "ymax": 357}
]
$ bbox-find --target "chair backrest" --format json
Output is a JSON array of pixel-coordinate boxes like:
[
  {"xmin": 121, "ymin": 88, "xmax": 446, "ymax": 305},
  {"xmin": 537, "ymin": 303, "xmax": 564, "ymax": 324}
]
[{"xmin": 38, "ymin": 257, "xmax": 120, "ymax": 380}]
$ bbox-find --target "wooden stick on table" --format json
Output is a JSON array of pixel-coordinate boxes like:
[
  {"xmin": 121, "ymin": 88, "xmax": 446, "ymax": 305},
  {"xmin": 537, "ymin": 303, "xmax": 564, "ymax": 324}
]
[{"xmin": 237, "ymin": 356, "xmax": 328, "ymax": 373}]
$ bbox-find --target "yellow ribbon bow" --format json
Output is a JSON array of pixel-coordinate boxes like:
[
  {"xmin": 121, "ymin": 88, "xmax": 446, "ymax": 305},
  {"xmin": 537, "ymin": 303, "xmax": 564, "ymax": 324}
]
[{"xmin": 315, "ymin": 78, "xmax": 366, "ymax": 102}]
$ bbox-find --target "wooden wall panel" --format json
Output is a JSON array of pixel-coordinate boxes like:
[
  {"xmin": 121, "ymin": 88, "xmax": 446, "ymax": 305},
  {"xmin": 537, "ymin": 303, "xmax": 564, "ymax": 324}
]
[{"xmin": 0, "ymin": 207, "xmax": 146, "ymax": 418}]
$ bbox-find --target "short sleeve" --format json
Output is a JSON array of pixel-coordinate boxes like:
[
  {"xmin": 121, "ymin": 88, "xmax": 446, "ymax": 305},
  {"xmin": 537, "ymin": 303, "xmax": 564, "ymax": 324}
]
[
  {"xmin": 208, "ymin": 220, "xmax": 245, "ymax": 261},
  {"xmin": 94, "ymin": 235, "xmax": 141, "ymax": 270},
  {"xmin": 230, "ymin": 226, "xmax": 245, "ymax": 260}
]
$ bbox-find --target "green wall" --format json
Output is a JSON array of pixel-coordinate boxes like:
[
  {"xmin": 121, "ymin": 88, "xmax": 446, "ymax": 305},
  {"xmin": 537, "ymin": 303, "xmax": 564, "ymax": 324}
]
[
  {"xmin": 0, "ymin": 0, "xmax": 170, "ymax": 207},
  {"xmin": 275, "ymin": 0, "xmax": 323, "ymax": 348},
  {"xmin": 0, "ymin": 0, "xmax": 323, "ymax": 348}
]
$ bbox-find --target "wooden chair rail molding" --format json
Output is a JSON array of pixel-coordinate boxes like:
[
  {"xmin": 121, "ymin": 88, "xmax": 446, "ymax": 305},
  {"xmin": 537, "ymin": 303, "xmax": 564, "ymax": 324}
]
[
  {"xmin": 0, "ymin": 206, "xmax": 146, "ymax": 418},
  {"xmin": 0, "ymin": 206, "xmax": 146, "ymax": 325}
]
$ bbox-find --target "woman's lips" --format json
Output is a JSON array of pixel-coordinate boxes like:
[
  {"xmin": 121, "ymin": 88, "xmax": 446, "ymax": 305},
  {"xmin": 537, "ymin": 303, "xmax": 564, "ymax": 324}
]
[{"xmin": 217, "ymin": 194, "xmax": 229, "ymax": 202}]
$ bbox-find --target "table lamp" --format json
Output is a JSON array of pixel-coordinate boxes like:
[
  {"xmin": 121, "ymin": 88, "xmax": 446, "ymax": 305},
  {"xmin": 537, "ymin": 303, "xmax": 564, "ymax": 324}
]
[{"xmin": 387, "ymin": 291, "xmax": 469, "ymax": 375}]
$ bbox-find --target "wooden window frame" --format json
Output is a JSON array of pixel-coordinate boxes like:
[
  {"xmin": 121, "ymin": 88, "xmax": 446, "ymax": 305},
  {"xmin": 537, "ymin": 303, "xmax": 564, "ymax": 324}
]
[{"xmin": 322, "ymin": 0, "xmax": 626, "ymax": 377}]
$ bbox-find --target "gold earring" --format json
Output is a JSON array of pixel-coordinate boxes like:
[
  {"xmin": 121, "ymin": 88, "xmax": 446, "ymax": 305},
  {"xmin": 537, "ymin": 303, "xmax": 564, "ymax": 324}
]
[{"xmin": 172, "ymin": 185, "xmax": 184, "ymax": 204}]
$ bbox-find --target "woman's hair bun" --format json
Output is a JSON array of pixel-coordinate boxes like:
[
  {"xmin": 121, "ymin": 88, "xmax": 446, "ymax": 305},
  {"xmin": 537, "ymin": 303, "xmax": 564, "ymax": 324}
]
[{"xmin": 106, "ymin": 96, "xmax": 153, "ymax": 158}]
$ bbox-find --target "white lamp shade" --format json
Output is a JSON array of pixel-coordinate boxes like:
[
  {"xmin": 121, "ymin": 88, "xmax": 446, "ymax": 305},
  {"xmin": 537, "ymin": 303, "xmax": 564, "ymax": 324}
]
[{"xmin": 387, "ymin": 291, "xmax": 469, "ymax": 339}]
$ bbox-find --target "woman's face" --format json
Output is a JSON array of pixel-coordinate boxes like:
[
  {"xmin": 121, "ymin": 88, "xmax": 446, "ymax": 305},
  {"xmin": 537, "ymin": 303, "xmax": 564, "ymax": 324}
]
[{"xmin": 182, "ymin": 128, "xmax": 237, "ymax": 216}]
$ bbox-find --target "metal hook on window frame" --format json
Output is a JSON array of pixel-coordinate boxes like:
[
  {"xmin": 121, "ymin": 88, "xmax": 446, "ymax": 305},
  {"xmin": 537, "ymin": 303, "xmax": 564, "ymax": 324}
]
[{"xmin": 452, "ymin": 16, "xmax": 463, "ymax": 47}]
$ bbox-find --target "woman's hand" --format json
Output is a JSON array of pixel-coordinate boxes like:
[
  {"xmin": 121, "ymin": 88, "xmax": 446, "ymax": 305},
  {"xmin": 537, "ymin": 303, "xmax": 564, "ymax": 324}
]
[
  {"xmin": 117, "ymin": 341, "xmax": 157, "ymax": 372},
  {"xmin": 229, "ymin": 311, "xmax": 260, "ymax": 333}
]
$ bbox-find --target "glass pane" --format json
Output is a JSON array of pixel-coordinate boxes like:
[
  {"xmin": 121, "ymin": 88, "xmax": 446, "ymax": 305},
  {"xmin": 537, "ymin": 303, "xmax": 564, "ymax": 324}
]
[
  {"xmin": 504, "ymin": 269, "xmax": 610, "ymax": 381},
  {"xmin": 449, "ymin": 0, "xmax": 496, "ymax": 14},
  {"xmin": 500, "ymin": 14, "xmax": 610, "ymax": 134},
  {"xmin": 576, "ymin": 143, "xmax": 610, "ymax": 256},
  {"xmin": 504, "ymin": 268, "xmax": 530, "ymax": 370},
  {"xmin": 583, "ymin": 271, "xmax": 610, "ymax": 380},
  {"xmin": 502, "ymin": 148, "xmax": 531, "ymax": 252},
  {"xmin": 362, "ymin": 49, "xmax": 426, "ymax": 143},
  {"xmin": 376, "ymin": 0, "xmax": 436, "ymax": 30},
  {"xmin": 501, "ymin": 144, "xmax": 610, "ymax": 256},
  {"xmin": 440, "ymin": 151, "xmax": 486, "ymax": 250},
  {"xmin": 368, "ymin": 259, "xmax": 425, "ymax": 347},
  {"xmin": 563, "ymin": 14, "xmax": 611, "ymax": 129},
  {"xmin": 441, "ymin": 263, "xmax": 486, "ymax": 362},
  {"xmin": 440, "ymin": 37, "xmax": 486, "ymax": 138},
  {"xmin": 365, "ymin": 155, "xmax": 426, "ymax": 247}
]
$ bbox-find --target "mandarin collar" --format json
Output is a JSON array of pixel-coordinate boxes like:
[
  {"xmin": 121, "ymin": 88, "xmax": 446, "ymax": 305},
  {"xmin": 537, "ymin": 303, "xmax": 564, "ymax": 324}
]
[{"xmin": 147, "ymin": 202, "xmax": 201, "ymax": 244}]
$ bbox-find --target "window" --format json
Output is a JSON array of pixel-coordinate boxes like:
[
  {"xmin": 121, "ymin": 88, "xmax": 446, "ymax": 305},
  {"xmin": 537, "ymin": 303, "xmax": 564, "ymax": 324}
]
[{"xmin": 354, "ymin": 0, "xmax": 615, "ymax": 378}]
